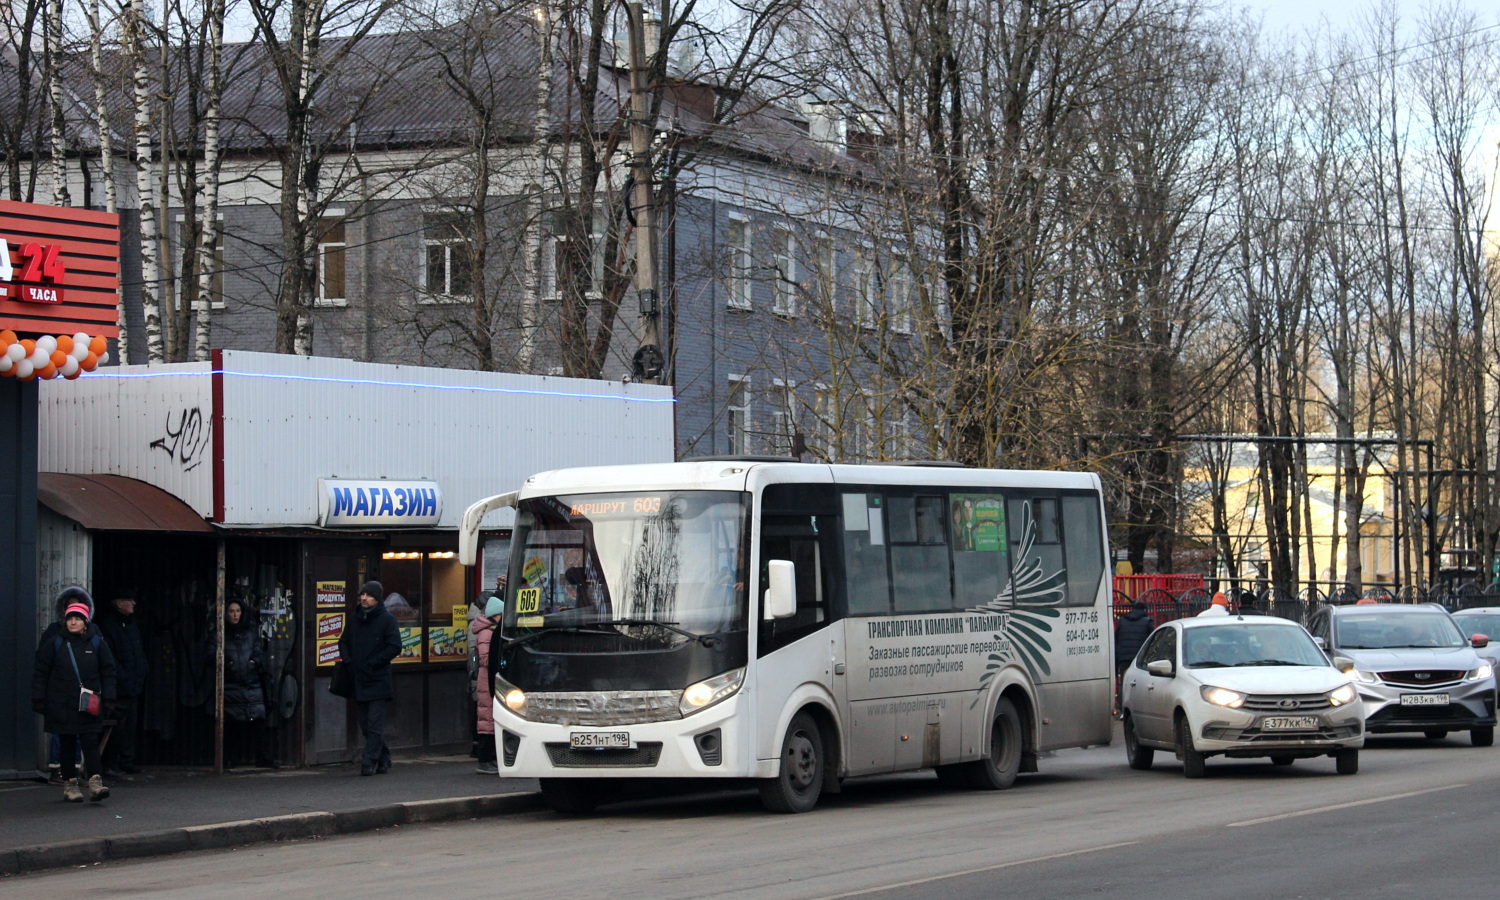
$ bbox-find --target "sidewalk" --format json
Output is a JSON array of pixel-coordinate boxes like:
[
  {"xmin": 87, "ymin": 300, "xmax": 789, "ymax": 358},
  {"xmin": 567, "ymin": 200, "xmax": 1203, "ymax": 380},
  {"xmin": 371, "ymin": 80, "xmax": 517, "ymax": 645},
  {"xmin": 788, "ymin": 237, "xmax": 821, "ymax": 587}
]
[{"xmin": 0, "ymin": 757, "xmax": 541, "ymax": 877}]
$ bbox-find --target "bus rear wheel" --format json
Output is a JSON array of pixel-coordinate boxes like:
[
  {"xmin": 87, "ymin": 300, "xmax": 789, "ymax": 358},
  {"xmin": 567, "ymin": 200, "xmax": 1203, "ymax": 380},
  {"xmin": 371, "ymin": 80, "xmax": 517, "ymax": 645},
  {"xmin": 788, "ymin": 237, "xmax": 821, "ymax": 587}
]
[
  {"xmin": 759, "ymin": 711, "xmax": 824, "ymax": 813},
  {"xmin": 540, "ymin": 778, "xmax": 605, "ymax": 815},
  {"xmin": 966, "ymin": 697, "xmax": 1023, "ymax": 790}
]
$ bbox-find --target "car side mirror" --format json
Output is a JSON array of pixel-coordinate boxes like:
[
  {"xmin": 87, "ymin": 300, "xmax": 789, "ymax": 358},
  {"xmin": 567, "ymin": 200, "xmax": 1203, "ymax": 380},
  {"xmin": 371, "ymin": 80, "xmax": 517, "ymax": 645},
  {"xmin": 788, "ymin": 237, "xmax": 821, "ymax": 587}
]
[
  {"xmin": 1332, "ymin": 656, "xmax": 1356, "ymax": 674},
  {"xmin": 1472, "ymin": 634, "xmax": 1490, "ymax": 649},
  {"xmin": 763, "ymin": 559, "xmax": 796, "ymax": 620},
  {"xmin": 1145, "ymin": 659, "xmax": 1174, "ymax": 677}
]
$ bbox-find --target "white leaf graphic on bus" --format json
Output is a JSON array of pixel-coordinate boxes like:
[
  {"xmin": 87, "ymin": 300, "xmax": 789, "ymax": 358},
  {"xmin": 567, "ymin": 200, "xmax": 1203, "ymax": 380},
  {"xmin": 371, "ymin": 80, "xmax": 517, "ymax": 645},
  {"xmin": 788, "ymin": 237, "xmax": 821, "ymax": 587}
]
[{"xmin": 967, "ymin": 501, "xmax": 1064, "ymax": 703}]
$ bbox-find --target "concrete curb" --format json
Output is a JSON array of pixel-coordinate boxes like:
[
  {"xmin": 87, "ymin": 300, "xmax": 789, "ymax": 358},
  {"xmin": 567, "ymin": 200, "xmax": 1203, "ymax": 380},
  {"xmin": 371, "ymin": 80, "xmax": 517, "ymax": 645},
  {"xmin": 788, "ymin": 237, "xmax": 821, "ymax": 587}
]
[{"xmin": 0, "ymin": 792, "xmax": 543, "ymax": 878}]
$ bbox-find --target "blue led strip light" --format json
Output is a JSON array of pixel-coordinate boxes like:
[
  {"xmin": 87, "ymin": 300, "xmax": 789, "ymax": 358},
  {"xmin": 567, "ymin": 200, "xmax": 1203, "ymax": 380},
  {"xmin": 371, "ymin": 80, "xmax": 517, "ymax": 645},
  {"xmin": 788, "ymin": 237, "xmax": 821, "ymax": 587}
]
[{"xmin": 86, "ymin": 368, "xmax": 677, "ymax": 403}]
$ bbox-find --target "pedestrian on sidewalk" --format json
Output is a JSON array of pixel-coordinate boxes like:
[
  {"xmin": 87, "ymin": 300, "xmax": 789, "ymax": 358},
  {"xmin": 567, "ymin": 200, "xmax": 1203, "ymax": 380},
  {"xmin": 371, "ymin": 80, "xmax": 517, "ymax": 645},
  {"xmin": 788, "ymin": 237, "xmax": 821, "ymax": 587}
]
[
  {"xmin": 217, "ymin": 598, "xmax": 278, "ymax": 768},
  {"xmin": 97, "ymin": 589, "xmax": 146, "ymax": 777},
  {"xmin": 1113, "ymin": 600, "xmax": 1153, "ymax": 715},
  {"xmin": 32, "ymin": 587, "xmax": 116, "ymax": 803},
  {"xmin": 471, "ymin": 594, "xmax": 503, "ymax": 774},
  {"xmin": 339, "ymin": 581, "xmax": 402, "ymax": 776}
]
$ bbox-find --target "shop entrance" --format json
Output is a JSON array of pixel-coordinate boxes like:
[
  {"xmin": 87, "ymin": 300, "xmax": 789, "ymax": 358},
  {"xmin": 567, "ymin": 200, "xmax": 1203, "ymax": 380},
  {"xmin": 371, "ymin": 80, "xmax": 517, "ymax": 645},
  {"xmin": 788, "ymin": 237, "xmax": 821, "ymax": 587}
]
[{"xmin": 305, "ymin": 543, "xmax": 380, "ymax": 765}]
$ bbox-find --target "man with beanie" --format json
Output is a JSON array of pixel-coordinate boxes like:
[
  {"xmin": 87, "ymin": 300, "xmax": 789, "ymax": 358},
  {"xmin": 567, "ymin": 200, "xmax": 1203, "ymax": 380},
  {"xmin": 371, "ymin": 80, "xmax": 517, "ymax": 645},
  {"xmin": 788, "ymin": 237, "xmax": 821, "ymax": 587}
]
[
  {"xmin": 338, "ymin": 581, "xmax": 402, "ymax": 775},
  {"xmin": 97, "ymin": 589, "xmax": 147, "ymax": 776},
  {"xmin": 1198, "ymin": 591, "xmax": 1231, "ymax": 617},
  {"xmin": 32, "ymin": 587, "xmax": 117, "ymax": 802}
]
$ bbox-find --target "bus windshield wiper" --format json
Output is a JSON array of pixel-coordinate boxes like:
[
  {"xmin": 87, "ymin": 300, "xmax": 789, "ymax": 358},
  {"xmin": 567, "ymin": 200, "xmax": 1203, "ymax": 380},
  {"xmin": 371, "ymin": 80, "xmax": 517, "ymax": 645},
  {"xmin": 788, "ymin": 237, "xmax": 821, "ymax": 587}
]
[
  {"xmin": 602, "ymin": 618, "xmax": 720, "ymax": 648},
  {"xmin": 504, "ymin": 625, "xmax": 617, "ymax": 650}
]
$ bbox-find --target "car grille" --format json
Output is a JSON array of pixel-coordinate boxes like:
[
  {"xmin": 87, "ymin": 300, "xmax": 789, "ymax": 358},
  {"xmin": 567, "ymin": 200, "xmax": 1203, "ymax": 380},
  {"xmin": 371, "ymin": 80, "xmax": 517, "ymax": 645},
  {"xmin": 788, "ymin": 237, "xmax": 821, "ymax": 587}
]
[
  {"xmin": 1378, "ymin": 670, "xmax": 1464, "ymax": 688},
  {"xmin": 1367, "ymin": 705, "xmax": 1473, "ymax": 725},
  {"xmin": 1203, "ymin": 723, "xmax": 1361, "ymax": 742},
  {"xmin": 1241, "ymin": 694, "xmax": 1332, "ymax": 712},
  {"xmin": 544, "ymin": 742, "xmax": 663, "ymax": 768}
]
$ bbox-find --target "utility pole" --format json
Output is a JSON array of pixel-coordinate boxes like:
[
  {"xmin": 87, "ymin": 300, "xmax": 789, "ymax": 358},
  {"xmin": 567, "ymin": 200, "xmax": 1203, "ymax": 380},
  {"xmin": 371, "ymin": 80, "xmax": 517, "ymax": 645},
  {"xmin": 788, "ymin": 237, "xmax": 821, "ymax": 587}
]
[{"xmin": 625, "ymin": 2, "xmax": 663, "ymax": 383}]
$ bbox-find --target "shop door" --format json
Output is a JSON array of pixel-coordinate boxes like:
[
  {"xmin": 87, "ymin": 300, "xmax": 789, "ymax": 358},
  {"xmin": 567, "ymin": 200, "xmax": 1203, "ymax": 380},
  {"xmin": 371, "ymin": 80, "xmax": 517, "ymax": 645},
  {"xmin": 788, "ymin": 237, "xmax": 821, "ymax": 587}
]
[{"xmin": 304, "ymin": 544, "xmax": 380, "ymax": 765}]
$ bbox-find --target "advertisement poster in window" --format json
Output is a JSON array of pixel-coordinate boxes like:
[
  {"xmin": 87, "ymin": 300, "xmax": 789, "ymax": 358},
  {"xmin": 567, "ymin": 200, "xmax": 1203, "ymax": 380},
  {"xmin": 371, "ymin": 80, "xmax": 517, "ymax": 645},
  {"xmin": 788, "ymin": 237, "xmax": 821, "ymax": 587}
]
[
  {"xmin": 316, "ymin": 640, "xmax": 341, "ymax": 667},
  {"xmin": 316, "ymin": 581, "xmax": 346, "ymax": 608},
  {"xmin": 395, "ymin": 627, "xmax": 423, "ymax": 663},
  {"xmin": 314, "ymin": 613, "xmax": 345, "ymax": 666},
  {"xmin": 952, "ymin": 494, "xmax": 1006, "ymax": 551},
  {"xmin": 427, "ymin": 626, "xmax": 467, "ymax": 661}
]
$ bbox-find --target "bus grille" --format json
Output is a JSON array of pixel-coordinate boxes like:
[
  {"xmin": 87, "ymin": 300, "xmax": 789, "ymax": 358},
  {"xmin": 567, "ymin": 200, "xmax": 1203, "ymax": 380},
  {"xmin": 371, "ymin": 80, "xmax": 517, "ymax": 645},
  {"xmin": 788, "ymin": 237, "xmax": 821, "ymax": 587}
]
[
  {"xmin": 545, "ymin": 742, "xmax": 663, "ymax": 768},
  {"xmin": 523, "ymin": 690, "xmax": 682, "ymax": 726}
]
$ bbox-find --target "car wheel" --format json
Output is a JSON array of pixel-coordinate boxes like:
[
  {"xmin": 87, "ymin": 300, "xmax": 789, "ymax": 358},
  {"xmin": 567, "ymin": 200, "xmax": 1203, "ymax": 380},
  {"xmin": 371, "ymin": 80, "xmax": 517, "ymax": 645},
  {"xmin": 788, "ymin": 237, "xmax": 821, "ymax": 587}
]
[
  {"xmin": 1471, "ymin": 726, "xmax": 1494, "ymax": 747},
  {"xmin": 539, "ymin": 778, "xmax": 604, "ymax": 815},
  {"xmin": 1423, "ymin": 729, "xmax": 1448, "ymax": 740},
  {"xmin": 1176, "ymin": 714, "xmax": 1206, "ymax": 779},
  {"xmin": 1124, "ymin": 714, "xmax": 1154, "ymax": 770},
  {"xmin": 965, "ymin": 697, "xmax": 1024, "ymax": 790},
  {"xmin": 1269, "ymin": 755, "xmax": 1295, "ymax": 766},
  {"xmin": 759, "ymin": 711, "xmax": 824, "ymax": 813},
  {"xmin": 1335, "ymin": 748, "xmax": 1359, "ymax": 775}
]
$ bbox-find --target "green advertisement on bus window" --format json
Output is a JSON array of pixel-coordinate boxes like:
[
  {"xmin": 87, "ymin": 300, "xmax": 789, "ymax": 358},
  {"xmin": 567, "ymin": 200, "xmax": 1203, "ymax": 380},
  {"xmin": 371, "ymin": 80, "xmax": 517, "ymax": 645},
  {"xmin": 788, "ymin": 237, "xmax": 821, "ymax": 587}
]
[{"xmin": 952, "ymin": 494, "xmax": 1005, "ymax": 552}]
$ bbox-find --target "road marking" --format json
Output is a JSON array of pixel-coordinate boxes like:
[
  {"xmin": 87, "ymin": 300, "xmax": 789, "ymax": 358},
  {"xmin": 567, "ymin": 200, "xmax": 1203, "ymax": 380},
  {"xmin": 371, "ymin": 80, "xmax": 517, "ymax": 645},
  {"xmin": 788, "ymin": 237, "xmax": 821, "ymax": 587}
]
[
  {"xmin": 802, "ymin": 841, "xmax": 1141, "ymax": 900},
  {"xmin": 1226, "ymin": 784, "xmax": 1466, "ymax": 828}
]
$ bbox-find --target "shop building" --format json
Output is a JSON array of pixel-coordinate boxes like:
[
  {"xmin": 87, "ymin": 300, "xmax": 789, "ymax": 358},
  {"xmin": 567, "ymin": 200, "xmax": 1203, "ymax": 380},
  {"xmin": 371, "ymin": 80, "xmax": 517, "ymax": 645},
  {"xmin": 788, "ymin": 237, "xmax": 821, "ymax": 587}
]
[{"xmin": 34, "ymin": 350, "xmax": 673, "ymax": 769}]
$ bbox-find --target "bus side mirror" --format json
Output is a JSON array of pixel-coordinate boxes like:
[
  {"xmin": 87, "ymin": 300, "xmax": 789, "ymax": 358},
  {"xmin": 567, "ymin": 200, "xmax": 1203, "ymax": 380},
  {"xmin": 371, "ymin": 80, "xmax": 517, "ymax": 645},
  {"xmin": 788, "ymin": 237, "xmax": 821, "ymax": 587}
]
[{"xmin": 764, "ymin": 560, "xmax": 796, "ymax": 620}]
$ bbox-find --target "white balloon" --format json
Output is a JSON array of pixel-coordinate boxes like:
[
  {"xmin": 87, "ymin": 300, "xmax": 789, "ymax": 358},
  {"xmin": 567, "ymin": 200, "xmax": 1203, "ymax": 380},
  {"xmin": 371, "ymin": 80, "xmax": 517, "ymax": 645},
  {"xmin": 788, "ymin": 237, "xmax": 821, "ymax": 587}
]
[
  {"xmin": 36, "ymin": 335, "xmax": 56, "ymax": 354},
  {"xmin": 73, "ymin": 332, "xmax": 89, "ymax": 348},
  {"xmin": 5, "ymin": 343, "xmax": 23, "ymax": 362},
  {"xmin": 71, "ymin": 341, "xmax": 89, "ymax": 360},
  {"xmin": 60, "ymin": 356, "xmax": 78, "ymax": 376},
  {"xmin": 96, "ymin": 352, "xmax": 110, "ymax": 366},
  {"xmin": 15, "ymin": 359, "xmax": 33, "ymax": 379},
  {"xmin": 0, "ymin": 355, "xmax": 11, "ymax": 373},
  {"xmin": 28, "ymin": 349, "xmax": 48, "ymax": 368}
]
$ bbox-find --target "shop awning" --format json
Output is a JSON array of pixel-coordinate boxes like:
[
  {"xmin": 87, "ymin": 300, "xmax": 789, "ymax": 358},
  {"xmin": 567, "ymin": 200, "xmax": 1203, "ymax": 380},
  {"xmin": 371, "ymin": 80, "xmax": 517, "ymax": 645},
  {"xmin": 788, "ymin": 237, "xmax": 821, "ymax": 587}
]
[{"xmin": 37, "ymin": 473, "xmax": 215, "ymax": 533}]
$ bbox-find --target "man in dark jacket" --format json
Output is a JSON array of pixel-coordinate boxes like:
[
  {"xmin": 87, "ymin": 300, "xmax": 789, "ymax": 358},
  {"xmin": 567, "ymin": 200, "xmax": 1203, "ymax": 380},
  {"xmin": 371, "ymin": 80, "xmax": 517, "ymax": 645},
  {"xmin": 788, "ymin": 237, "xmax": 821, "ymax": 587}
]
[
  {"xmin": 97, "ymin": 590, "xmax": 146, "ymax": 776},
  {"xmin": 338, "ymin": 581, "xmax": 402, "ymax": 775},
  {"xmin": 1114, "ymin": 600, "xmax": 1155, "ymax": 714}
]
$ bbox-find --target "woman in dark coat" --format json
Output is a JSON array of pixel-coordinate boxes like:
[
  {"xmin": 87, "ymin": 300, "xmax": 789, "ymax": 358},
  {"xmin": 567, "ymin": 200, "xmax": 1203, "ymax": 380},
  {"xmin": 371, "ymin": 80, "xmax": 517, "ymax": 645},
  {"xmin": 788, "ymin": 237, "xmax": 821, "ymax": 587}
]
[
  {"xmin": 33, "ymin": 587, "xmax": 116, "ymax": 802},
  {"xmin": 218, "ymin": 599, "xmax": 277, "ymax": 768}
]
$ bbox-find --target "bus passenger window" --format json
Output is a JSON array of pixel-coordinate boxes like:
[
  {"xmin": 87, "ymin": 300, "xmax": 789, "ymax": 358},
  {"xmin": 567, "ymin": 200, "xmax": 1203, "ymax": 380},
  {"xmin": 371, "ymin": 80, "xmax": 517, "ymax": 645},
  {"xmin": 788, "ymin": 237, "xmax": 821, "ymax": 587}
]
[
  {"xmin": 890, "ymin": 494, "xmax": 953, "ymax": 613},
  {"xmin": 952, "ymin": 492, "xmax": 1009, "ymax": 608},
  {"xmin": 1061, "ymin": 495, "xmax": 1104, "ymax": 606}
]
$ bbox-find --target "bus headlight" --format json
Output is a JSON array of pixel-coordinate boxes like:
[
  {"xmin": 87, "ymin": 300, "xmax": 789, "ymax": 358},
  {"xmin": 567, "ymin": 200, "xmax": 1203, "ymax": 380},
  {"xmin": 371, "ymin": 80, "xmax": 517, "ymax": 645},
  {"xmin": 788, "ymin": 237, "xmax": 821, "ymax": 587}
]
[
  {"xmin": 679, "ymin": 667, "xmax": 745, "ymax": 717},
  {"xmin": 494, "ymin": 675, "xmax": 527, "ymax": 718}
]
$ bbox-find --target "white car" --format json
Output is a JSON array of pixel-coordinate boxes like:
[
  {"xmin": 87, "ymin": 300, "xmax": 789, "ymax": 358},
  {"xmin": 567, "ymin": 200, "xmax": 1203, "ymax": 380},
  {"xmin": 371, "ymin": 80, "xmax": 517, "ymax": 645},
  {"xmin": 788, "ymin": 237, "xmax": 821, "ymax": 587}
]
[{"xmin": 1120, "ymin": 615, "xmax": 1364, "ymax": 777}]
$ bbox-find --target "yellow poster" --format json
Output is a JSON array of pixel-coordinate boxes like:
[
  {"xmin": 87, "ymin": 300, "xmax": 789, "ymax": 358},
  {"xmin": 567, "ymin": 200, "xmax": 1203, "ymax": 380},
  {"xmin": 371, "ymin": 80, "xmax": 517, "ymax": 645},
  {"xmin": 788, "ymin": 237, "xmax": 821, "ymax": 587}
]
[
  {"xmin": 452, "ymin": 604, "xmax": 467, "ymax": 629},
  {"xmin": 394, "ymin": 626, "xmax": 423, "ymax": 663},
  {"xmin": 428, "ymin": 625, "xmax": 468, "ymax": 661},
  {"xmin": 316, "ymin": 639, "xmax": 341, "ymax": 667},
  {"xmin": 316, "ymin": 580, "xmax": 347, "ymax": 608},
  {"xmin": 316, "ymin": 612, "xmax": 345, "ymax": 642}
]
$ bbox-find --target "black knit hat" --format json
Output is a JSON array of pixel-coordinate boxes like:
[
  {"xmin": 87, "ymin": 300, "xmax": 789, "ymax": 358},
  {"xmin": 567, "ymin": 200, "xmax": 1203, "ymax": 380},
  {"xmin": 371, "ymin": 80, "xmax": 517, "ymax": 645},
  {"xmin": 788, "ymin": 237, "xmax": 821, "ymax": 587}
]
[{"xmin": 360, "ymin": 580, "xmax": 384, "ymax": 601}]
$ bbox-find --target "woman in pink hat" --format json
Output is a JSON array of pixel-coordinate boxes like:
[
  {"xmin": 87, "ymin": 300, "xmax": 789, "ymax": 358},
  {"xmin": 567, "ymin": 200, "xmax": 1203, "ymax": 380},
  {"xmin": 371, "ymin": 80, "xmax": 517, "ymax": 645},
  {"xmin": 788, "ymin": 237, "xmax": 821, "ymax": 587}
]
[{"xmin": 32, "ymin": 587, "xmax": 117, "ymax": 802}]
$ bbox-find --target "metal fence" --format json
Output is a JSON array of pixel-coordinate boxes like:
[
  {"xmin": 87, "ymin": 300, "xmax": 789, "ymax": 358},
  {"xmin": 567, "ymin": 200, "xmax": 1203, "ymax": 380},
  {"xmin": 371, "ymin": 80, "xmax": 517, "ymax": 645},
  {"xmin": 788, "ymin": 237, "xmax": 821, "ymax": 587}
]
[{"xmin": 1110, "ymin": 581, "xmax": 1500, "ymax": 629}]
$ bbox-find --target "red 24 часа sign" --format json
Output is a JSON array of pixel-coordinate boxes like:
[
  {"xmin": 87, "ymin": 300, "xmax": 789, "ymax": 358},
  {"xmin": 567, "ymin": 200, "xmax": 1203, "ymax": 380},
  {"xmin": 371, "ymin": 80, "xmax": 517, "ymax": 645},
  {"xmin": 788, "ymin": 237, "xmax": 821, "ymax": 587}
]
[
  {"xmin": 3, "ymin": 243, "xmax": 67, "ymax": 303},
  {"xmin": 0, "ymin": 200, "xmax": 119, "ymax": 338}
]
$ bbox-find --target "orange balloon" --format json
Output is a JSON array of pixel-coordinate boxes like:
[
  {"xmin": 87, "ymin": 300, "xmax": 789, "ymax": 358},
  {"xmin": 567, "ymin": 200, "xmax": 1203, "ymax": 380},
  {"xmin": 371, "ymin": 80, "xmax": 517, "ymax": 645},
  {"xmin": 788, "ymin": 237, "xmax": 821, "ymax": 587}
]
[
  {"xmin": 20, "ymin": 339, "xmax": 35, "ymax": 354},
  {"xmin": 81, "ymin": 352, "xmax": 98, "ymax": 372},
  {"xmin": 55, "ymin": 335, "xmax": 73, "ymax": 354},
  {"xmin": 0, "ymin": 330, "xmax": 15, "ymax": 346},
  {"xmin": 49, "ymin": 350, "xmax": 67, "ymax": 368},
  {"xmin": 88, "ymin": 336, "xmax": 106, "ymax": 356},
  {"xmin": 37, "ymin": 364, "xmax": 56, "ymax": 379}
]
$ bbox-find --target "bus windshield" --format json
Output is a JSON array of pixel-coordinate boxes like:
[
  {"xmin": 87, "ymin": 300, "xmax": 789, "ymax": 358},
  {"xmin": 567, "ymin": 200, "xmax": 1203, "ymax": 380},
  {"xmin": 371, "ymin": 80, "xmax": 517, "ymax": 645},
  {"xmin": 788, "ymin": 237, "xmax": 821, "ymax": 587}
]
[{"xmin": 504, "ymin": 490, "xmax": 749, "ymax": 644}]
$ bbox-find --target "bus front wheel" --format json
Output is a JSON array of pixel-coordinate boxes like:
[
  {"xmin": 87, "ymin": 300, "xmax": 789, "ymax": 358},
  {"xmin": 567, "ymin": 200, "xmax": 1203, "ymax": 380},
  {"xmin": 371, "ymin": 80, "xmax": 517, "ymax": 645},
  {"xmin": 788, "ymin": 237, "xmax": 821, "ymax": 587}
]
[
  {"xmin": 966, "ymin": 697, "xmax": 1023, "ymax": 790},
  {"xmin": 759, "ymin": 711, "xmax": 824, "ymax": 813}
]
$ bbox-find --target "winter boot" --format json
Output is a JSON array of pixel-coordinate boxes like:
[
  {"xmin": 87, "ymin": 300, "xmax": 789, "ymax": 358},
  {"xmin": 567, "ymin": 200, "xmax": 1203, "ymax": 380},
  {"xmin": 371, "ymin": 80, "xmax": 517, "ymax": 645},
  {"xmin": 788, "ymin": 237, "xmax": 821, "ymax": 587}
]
[
  {"xmin": 87, "ymin": 774, "xmax": 110, "ymax": 802},
  {"xmin": 62, "ymin": 777, "xmax": 84, "ymax": 802}
]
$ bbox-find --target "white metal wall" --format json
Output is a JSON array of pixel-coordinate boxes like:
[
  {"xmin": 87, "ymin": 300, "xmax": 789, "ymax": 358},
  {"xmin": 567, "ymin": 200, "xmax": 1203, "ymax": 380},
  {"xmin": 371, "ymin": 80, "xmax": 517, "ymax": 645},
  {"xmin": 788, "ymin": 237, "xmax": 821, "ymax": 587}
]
[
  {"xmin": 36, "ymin": 505, "xmax": 92, "ymax": 628},
  {"xmin": 37, "ymin": 361, "xmax": 215, "ymax": 515},
  {"xmin": 217, "ymin": 351, "xmax": 674, "ymax": 527}
]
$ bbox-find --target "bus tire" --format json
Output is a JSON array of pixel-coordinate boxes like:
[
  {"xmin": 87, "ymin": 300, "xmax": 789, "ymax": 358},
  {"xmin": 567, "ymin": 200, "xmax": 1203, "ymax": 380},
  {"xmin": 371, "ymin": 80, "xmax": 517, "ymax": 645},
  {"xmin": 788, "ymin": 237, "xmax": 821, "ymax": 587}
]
[
  {"xmin": 539, "ymin": 778, "xmax": 603, "ymax": 815},
  {"xmin": 965, "ymin": 697, "xmax": 1023, "ymax": 790},
  {"xmin": 759, "ymin": 711, "xmax": 824, "ymax": 813}
]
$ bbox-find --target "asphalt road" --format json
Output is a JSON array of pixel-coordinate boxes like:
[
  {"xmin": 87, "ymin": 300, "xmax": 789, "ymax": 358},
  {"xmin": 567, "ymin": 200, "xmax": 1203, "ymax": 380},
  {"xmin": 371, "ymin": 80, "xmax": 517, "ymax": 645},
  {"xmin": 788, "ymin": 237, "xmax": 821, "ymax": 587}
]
[{"xmin": 8, "ymin": 732, "xmax": 1491, "ymax": 899}]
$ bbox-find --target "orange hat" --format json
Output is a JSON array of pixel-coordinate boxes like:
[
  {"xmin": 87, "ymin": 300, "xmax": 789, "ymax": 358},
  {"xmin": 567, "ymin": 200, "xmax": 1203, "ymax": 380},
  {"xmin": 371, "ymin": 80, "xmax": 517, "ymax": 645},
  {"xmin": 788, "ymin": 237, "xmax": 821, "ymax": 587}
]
[
  {"xmin": 1355, "ymin": 597, "xmax": 1377, "ymax": 605},
  {"xmin": 1211, "ymin": 591, "xmax": 1229, "ymax": 607}
]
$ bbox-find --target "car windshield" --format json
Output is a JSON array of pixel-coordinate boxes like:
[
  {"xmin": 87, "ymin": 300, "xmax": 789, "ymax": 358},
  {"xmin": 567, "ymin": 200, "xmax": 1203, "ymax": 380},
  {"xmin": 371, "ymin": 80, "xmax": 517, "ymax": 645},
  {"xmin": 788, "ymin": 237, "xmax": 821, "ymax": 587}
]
[
  {"xmin": 504, "ymin": 490, "xmax": 748, "ymax": 644},
  {"xmin": 1335, "ymin": 612, "xmax": 1467, "ymax": 649},
  {"xmin": 1451, "ymin": 614, "xmax": 1497, "ymax": 639},
  {"xmin": 1181, "ymin": 624, "xmax": 1327, "ymax": 668}
]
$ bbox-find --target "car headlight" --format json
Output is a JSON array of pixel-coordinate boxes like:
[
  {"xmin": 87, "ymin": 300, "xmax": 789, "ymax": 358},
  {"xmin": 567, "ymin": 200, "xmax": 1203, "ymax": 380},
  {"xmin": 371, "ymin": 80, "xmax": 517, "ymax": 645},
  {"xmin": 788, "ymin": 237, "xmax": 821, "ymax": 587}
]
[
  {"xmin": 1328, "ymin": 683, "xmax": 1358, "ymax": 706},
  {"xmin": 494, "ymin": 675, "xmax": 527, "ymax": 718},
  {"xmin": 1200, "ymin": 685, "xmax": 1246, "ymax": 709},
  {"xmin": 679, "ymin": 667, "xmax": 745, "ymax": 717},
  {"xmin": 1468, "ymin": 663, "xmax": 1494, "ymax": 681},
  {"xmin": 1352, "ymin": 669, "xmax": 1380, "ymax": 684}
]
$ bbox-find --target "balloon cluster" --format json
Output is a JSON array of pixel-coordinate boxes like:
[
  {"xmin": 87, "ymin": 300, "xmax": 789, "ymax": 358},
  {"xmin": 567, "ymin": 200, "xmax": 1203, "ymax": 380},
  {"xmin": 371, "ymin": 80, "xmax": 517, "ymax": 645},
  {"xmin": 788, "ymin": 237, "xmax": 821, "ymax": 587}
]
[{"xmin": 0, "ymin": 330, "xmax": 109, "ymax": 380}]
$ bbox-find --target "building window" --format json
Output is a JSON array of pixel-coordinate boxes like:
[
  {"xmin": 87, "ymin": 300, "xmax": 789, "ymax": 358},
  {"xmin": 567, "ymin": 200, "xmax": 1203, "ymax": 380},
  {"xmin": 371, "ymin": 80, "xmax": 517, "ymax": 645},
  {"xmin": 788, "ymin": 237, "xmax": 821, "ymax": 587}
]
[
  {"xmin": 726, "ymin": 216, "xmax": 752, "ymax": 310},
  {"xmin": 773, "ymin": 228, "xmax": 797, "ymax": 316},
  {"xmin": 889, "ymin": 260, "xmax": 913, "ymax": 334},
  {"xmin": 317, "ymin": 219, "xmax": 347, "ymax": 306},
  {"xmin": 767, "ymin": 380, "xmax": 796, "ymax": 455},
  {"xmin": 423, "ymin": 212, "xmax": 472, "ymax": 300},
  {"xmin": 178, "ymin": 219, "xmax": 225, "ymax": 310},
  {"xmin": 727, "ymin": 375, "xmax": 750, "ymax": 454},
  {"xmin": 546, "ymin": 207, "xmax": 607, "ymax": 299},
  {"xmin": 854, "ymin": 247, "xmax": 875, "ymax": 328}
]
